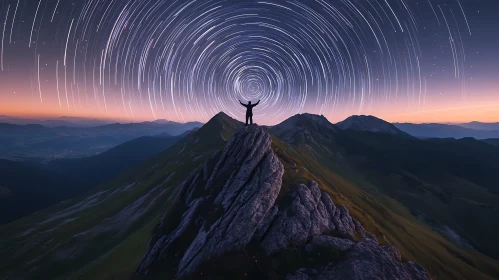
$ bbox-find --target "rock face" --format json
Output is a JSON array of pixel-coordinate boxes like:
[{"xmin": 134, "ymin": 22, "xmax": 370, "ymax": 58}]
[
  {"xmin": 136, "ymin": 125, "xmax": 283, "ymax": 277},
  {"xmin": 136, "ymin": 125, "xmax": 430, "ymax": 280},
  {"xmin": 255, "ymin": 181, "xmax": 367, "ymax": 255},
  {"xmin": 288, "ymin": 237, "xmax": 429, "ymax": 280}
]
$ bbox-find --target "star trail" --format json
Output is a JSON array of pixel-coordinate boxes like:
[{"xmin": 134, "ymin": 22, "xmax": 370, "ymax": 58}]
[{"xmin": 0, "ymin": 0, "xmax": 498, "ymax": 124}]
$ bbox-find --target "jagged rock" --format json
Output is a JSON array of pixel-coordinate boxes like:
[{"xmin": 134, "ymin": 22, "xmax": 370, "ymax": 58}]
[
  {"xmin": 136, "ymin": 125, "xmax": 284, "ymax": 277},
  {"xmin": 304, "ymin": 235, "xmax": 355, "ymax": 254},
  {"xmin": 252, "ymin": 205, "xmax": 279, "ymax": 242},
  {"xmin": 136, "ymin": 125, "xmax": 430, "ymax": 280},
  {"xmin": 256, "ymin": 181, "xmax": 363, "ymax": 255},
  {"xmin": 287, "ymin": 238, "xmax": 429, "ymax": 280},
  {"xmin": 383, "ymin": 245, "xmax": 402, "ymax": 262}
]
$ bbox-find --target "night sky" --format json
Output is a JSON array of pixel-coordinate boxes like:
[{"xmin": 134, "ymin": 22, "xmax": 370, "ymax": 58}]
[{"xmin": 0, "ymin": 0, "xmax": 498, "ymax": 124}]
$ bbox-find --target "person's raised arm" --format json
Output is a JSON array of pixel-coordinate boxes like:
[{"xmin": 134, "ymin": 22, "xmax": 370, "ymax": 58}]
[
  {"xmin": 239, "ymin": 100, "xmax": 246, "ymax": 107},
  {"xmin": 255, "ymin": 100, "xmax": 261, "ymax": 106}
]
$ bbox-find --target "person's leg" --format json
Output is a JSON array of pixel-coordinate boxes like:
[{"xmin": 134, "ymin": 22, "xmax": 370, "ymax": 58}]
[
  {"xmin": 245, "ymin": 115, "xmax": 249, "ymax": 126},
  {"xmin": 250, "ymin": 115, "xmax": 253, "ymax": 125}
]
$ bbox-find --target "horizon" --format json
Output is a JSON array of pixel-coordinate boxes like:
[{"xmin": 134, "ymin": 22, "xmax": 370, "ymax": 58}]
[{"xmin": 2, "ymin": 111, "xmax": 499, "ymax": 126}]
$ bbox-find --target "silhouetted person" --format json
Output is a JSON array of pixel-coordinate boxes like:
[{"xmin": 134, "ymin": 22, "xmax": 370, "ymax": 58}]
[{"xmin": 239, "ymin": 99, "xmax": 260, "ymax": 125}]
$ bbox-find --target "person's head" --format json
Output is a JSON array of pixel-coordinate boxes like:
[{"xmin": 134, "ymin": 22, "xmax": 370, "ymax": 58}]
[{"xmin": 248, "ymin": 101, "xmax": 252, "ymax": 105}]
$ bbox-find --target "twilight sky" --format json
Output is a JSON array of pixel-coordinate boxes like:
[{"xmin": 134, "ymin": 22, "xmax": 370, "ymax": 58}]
[{"xmin": 0, "ymin": 0, "xmax": 498, "ymax": 124}]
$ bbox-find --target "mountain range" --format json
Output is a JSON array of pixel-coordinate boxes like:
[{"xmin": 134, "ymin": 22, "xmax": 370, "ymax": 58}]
[
  {"xmin": 332, "ymin": 114, "xmax": 499, "ymax": 140},
  {"xmin": 0, "ymin": 120, "xmax": 202, "ymax": 161},
  {"xmin": 1, "ymin": 113, "xmax": 499, "ymax": 279},
  {"xmin": 394, "ymin": 122, "xmax": 499, "ymax": 139},
  {"xmin": 0, "ymin": 115, "xmax": 115, "ymax": 127},
  {"xmin": 457, "ymin": 121, "xmax": 499, "ymax": 131}
]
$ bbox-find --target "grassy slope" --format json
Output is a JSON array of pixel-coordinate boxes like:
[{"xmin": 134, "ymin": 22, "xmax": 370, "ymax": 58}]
[
  {"xmin": 269, "ymin": 130, "xmax": 499, "ymax": 280},
  {"xmin": 74, "ymin": 114, "xmax": 241, "ymax": 280},
  {"xmin": 334, "ymin": 131, "xmax": 499, "ymax": 259},
  {"xmin": 0, "ymin": 159, "xmax": 83, "ymax": 224}
]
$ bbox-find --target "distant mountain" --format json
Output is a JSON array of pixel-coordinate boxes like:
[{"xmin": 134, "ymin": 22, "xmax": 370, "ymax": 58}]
[
  {"xmin": 0, "ymin": 159, "xmax": 82, "ymax": 224},
  {"xmin": 337, "ymin": 115, "xmax": 412, "ymax": 138},
  {"xmin": 394, "ymin": 123, "xmax": 499, "ymax": 139},
  {"xmin": 458, "ymin": 121, "xmax": 499, "ymax": 131},
  {"xmin": 0, "ymin": 115, "xmax": 113, "ymax": 127},
  {"xmin": 271, "ymin": 113, "xmax": 340, "ymax": 143},
  {"xmin": 0, "ymin": 115, "xmax": 205, "ymax": 129},
  {"xmin": 152, "ymin": 119, "xmax": 171, "ymax": 124},
  {"xmin": 0, "ymin": 121, "xmax": 203, "ymax": 161}
]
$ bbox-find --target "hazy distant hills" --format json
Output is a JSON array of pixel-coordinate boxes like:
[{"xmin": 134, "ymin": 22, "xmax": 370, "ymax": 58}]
[
  {"xmin": 0, "ymin": 115, "xmax": 204, "ymax": 128},
  {"xmin": 332, "ymin": 114, "xmax": 499, "ymax": 140},
  {"xmin": 0, "ymin": 115, "xmax": 114, "ymax": 127},
  {"xmin": 0, "ymin": 120, "xmax": 202, "ymax": 161},
  {"xmin": 394, "ymin": 122, "xmax": 499, "ymax": 139},
  {"xmin": 457, "ymin": 121, "xmax": 499, "ymax": 131}
]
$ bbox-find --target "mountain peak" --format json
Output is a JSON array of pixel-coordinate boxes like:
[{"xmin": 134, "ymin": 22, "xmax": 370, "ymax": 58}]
[
  {"xmin": 283, "ymin": 113, "xmax": 331, "ymax": 124},
  {"xmin": 337, "ymin": 115, "xmax": 410, "ymax": 137},
  {"xmin": 272, "ymin": 113, "xmax": 338, "ymax": 131},
  {"xmin": 212, "ymin": 111, "xmax": 232, "ymax": 120},
  {"xmin": 187, "ymin": 112, "xmax": 243, "ymax": 147},
  {"xmin": 271, "ymin": 113, "xmax": 339, "ymax": 143},
  {"xmin": 153, "ymin": 119, "xmax": 171, "ymax": 124},
  {"xmin": 202, "ymin": 111, "xmax": 241, "ymax": 126},
  {"xmin": 201, "ymin": 111, "xmax": 241, "ymax": 128}
]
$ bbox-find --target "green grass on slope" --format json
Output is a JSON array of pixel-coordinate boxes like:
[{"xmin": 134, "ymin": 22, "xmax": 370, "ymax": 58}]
[
  {"xmin": 0, "ymin": 165, "xmax": 175, "ymax": 279},
  {"xmin": 332, "ymin": 131, "xmax": 499, "ymax": 261},
  {"xmin": 74, "ymin": 218, "xmax": 158, "ymax": 280},
  {"xmin": 270, "ymin": 134, "xmax": 499, "ymax": 280}
]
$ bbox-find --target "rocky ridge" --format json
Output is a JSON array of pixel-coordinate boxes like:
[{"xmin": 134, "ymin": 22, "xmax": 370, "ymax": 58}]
[{"xmin": 136, "ymin": 125, "xmax": 430, "ymax": 279}]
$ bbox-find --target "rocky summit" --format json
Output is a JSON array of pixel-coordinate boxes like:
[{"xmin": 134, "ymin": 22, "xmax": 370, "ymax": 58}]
[{"xmin": 136, "ymin": 125, "xmax": 430, "ymax": 280}]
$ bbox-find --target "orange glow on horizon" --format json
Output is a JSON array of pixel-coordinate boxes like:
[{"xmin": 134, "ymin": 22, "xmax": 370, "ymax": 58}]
[{"xmin": 1, "ymin": 89, "xmax": 499, "ymax": 125}]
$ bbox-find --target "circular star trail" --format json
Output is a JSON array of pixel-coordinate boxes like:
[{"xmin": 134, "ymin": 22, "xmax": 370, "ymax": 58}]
[{"xmin": 0, "ymin": 0, "xmax": 491, "ymax": 123}]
